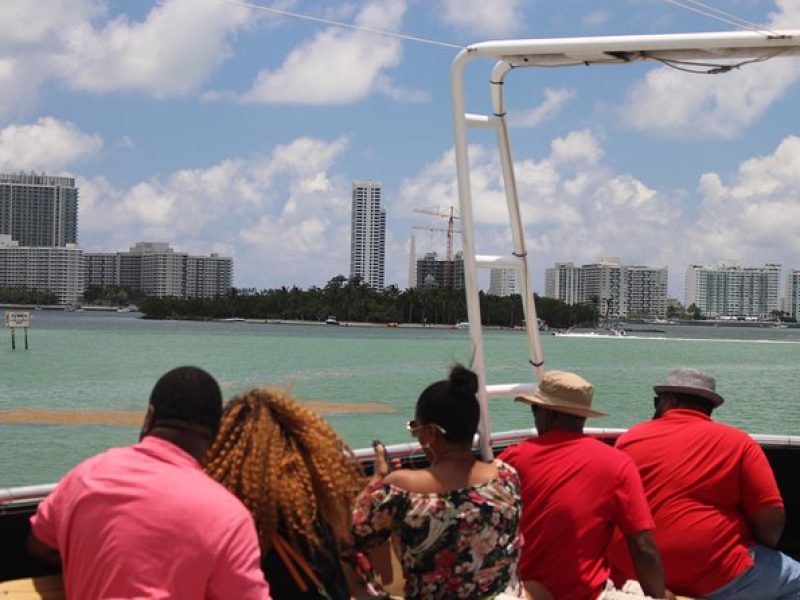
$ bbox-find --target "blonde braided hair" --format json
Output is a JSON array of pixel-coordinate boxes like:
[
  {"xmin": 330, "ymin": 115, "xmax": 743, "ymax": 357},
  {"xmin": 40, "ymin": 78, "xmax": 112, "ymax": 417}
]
[{"xmin": 203, "ymin": 387, "xmax": 366, "ymax": 552}]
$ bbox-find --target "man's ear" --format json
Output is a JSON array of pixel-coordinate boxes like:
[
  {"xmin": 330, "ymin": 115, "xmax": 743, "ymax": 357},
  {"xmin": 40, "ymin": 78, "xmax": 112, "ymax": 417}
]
[{"xmin": 140, "ymin": 405, "xmax": 155, "ymax": 440}]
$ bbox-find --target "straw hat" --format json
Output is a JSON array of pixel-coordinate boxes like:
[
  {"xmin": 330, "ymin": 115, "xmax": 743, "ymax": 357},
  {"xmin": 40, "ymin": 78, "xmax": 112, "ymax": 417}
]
[
  {"xmin": 653, "ymin": 367, "xmax": 724, "ymax": 407},
  {"xmin": 515, "ymin": 370, "xmax": 608, "ymax": 418}
]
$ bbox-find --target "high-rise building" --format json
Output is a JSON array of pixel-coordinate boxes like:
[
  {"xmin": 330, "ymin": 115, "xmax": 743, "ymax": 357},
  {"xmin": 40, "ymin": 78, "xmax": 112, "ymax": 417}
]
[
  {"xmin": 0, "ymin": 173, "xmax": 78, "ymax": 247},
  {"xmin": 85, "ymin": 242, "xmax": 233, "ymax": 299},
  {"xmin": 685, "ymin": 262, "xmax": 780, "ymax": 319},
  {"xmin": 582, "ymin": 257, "xmax": 625, "ymax": 318},
  {"xmin": 545, "ymin": 257, "xmax": 668, "ymax": 318},
  {"xmin": 416, "ymin": 251, "xmax": 465, "ymax": 289},
  {"xmin": 350, "ymin": 181, "xmax": 386, "ymax": 289},
  {"xmin": 545, "ymin": 262, "xmax": 584, "ymax": 305},
  {"xmin": 786, "ymin": 269, "xmax": 800, "ymax": 321},
  {"xmin": 488, "ymin": 268, "xmax": 519, "ymax": 297},
  {"xmin": 626, "ymin": 265, "xmax": 668, "ymax": 318},
  {"xmin": 407, "ymin": 235, "xmax": 417, "ymax": 289},
  {"xmin": 0, "ymin": 234, "xmax": 85, "ymax": 305}
]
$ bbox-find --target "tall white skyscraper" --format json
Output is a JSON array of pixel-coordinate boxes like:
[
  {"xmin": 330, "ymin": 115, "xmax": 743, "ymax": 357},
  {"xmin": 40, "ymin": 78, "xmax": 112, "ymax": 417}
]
[{"xmin": 350, "ymin": 181, "xmax": 386, "ymax": 289}]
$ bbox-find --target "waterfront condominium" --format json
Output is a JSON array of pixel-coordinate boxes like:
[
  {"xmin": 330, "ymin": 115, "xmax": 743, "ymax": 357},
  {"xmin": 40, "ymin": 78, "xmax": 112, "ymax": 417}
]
[
  {"xmin": 85, "ymin": 242, "xmax": 233, "ymax": 299},
  {"xmin": 0, "ymin": 173, "xmax": 78, "ymax": 247},
  {"xmin": 785, "ymin": 268, "xmax": 800, "ymax": 321},
  {"xmin": 350, "ymin": 181, "xmax": 386, "ymax": 289},
  {"xmin": 544, "ymin": 258, "xmax": 668, "ymax": 318},
  {"xmin": 685, "ymin": 262, "xmax": 780, "ymax": 319},
  {"xmin": 545, "ymin": 262, "xmax": 584, "ymax": 306},
  {"xmin": 488, "ymin": 268, "xmax": 519, "ymax": 297},
  {"xmin": 0, "ymin": 234, "xmax": 85, "ymax": 305}
]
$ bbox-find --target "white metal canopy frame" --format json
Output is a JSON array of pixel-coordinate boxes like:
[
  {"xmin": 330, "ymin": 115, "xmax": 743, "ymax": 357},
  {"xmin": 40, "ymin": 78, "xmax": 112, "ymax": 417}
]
[{"xmin": 451, "ymin": 30, "xmax": 800, "ymax": 460}]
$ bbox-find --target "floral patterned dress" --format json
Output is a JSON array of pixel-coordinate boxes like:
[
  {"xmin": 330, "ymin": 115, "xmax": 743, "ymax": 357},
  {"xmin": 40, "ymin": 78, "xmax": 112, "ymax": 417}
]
[{"xmin": 352, "ymin": 459, "xmax": 521, "ymax": 599}]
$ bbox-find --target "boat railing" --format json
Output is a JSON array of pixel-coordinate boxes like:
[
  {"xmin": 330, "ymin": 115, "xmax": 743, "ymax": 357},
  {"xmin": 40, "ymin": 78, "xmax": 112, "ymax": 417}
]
[{"xmin": 5, "ymin": 428, "xmax": 800, "ymax": 509}]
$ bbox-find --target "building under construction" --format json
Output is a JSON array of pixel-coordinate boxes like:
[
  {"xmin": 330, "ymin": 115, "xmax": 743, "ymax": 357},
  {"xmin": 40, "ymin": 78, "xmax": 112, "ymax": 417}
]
[
  {"xmin": 416, "ymin": 251, "xmax": 465, "ymax": 289},
  {"xmin": 413, "ymin": 206, "xmax": 464, "ymax": 290}
]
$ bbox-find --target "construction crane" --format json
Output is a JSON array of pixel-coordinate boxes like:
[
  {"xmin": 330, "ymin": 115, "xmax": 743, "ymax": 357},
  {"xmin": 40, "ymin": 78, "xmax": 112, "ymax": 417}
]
[{"xmin": 413, "ymin": 206, "xmax": 461, "ymax": 265}]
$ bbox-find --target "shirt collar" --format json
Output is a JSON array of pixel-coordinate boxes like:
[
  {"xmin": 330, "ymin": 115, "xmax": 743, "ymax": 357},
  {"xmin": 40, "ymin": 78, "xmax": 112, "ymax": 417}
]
[
  {"xmin": 663, "ymin": 407, "xmax": 712, "ymax": 422},
  {"xmin": 532, "ymin": 429, "xmax": 585, "ymax": 444},
  {"xmin": 135, "ymin": 435, "xmax": 202, "ymax": 471}
]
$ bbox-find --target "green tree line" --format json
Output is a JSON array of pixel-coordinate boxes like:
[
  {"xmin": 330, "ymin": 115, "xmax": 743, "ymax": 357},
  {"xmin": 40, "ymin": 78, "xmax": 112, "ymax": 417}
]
[
  {"xmin": 140, "ymin": 275, "xmax": 599, "ymax": 328},
  {"xmin": 0, "ymin": 286, "xmax": 58, "ymax": 305}
]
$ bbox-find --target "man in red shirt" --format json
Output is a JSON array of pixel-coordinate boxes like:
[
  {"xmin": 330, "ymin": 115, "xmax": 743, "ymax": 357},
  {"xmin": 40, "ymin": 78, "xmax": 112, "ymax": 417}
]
[
  {"xmin": 613, "ymin": 367, "xmax": 800, "ymax": 599},
  {"xmin": 28, "ymin": 366, "xmax": 271, "ymax": 600},
  {"xmin": 499, "ymin": 370, "xmax": 667, "ymax": 600}
]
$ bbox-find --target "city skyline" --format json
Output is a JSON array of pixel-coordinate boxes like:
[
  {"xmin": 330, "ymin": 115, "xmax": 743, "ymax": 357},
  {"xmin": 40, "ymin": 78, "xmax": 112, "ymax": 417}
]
[{"xmin": 0, "ymin": 1, "xmax": 798, "ymax": 296}]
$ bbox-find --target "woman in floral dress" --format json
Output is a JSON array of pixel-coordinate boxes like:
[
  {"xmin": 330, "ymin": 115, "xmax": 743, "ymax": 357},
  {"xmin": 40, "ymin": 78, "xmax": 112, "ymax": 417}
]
[{"xmin": 352, "ymin": 365, "xmax": 522, "ymax": 599}]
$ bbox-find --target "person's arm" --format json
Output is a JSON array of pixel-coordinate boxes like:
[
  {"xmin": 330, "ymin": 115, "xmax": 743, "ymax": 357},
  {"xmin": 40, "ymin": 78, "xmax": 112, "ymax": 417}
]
[
  {"xmin": 207, "ymin": 513, "xmax": 271, "ymax": 600},
  {"xmin": 739, "ymin": 440, "xmax": 785, "ymax": 547},
  {"xmin": 625, "ymin": 530, "xmax": 666, "ymax": 599},
  {"xmin": 522, "ymin": 579, "xmax": 554, "ymax": 599},
  {"xmin": 28, "ymin": 477, "xmax": 69, "ymax": 567},
  {"xmin": 748, "ymin": 506, "xmax": 785, "ymax": 548},
  {"xmin": 27, "ymin": 532, "xmax": 61, "ymax": 565}
]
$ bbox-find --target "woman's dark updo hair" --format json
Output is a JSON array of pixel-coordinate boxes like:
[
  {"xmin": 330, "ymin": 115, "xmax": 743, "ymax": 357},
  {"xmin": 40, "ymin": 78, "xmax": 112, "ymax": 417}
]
[{"xmin": 415, "ymin": 364, "xmax": 480, "ymax": 444}]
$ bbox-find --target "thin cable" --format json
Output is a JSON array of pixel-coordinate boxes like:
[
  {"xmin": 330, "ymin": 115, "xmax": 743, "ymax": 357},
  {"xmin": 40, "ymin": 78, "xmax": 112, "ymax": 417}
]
[
  {"xmin": 653, "ymin": 50, "xmax": 787, "ymax": 74},
  {"xmin": 660, "ymin": 0, "xmax": 777, "ymax": 37},
  {"xmin": 680, "ymin": 0, "xmax": 777, "ymax": 33},
  {"xmin": 217, "ymin": 0, "xmax": 464, "ymax": 50}
]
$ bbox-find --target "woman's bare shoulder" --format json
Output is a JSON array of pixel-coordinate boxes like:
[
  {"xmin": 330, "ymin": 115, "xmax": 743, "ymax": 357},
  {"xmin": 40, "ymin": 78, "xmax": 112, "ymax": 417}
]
[{"xmin": 383, "ymin": 468, "xmax": 438, "ymax": 494}]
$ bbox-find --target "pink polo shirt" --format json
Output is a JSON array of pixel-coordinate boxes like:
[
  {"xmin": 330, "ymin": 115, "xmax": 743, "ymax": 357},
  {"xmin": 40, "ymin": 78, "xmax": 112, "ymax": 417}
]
[{"xmin": 31, "ymin": 436, "xmax": 270, "ymax": 599}]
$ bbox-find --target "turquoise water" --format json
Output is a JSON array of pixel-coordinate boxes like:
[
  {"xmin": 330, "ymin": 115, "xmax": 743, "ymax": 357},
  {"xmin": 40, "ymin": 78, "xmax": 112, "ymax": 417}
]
[{"xmin": 2, "ymin": 311, "xmax": 800, "ymax": 487}]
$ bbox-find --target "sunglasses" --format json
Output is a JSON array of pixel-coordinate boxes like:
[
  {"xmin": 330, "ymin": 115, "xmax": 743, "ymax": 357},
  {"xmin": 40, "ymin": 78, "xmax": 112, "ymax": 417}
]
[{"xmin": 406, "ymin": 419, "xmax": 447, "ymax": 436}]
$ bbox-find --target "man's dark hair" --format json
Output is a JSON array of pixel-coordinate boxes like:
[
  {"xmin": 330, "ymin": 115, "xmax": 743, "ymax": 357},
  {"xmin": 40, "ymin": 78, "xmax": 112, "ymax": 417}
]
[
  {"xmin": 416, "ymin": 364, "xmax": 480, "ymax": 444},
  {"xmin": 673, "ymin": 392, "xmax": 715, "ymax": 415},
  {"xmin": 149, "ymin": 366, "xmax": 223, "ymax": 434}
]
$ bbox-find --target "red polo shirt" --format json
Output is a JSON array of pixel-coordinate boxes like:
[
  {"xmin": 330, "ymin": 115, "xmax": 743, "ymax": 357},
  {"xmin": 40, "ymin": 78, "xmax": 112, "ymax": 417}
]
[
  {"xmin": 613, "ymin": 409, "xmax": 783, "ymax": 596},
  {"xmin": 499, "ymin": 431, "xmax": 654, "ymax": 600}
]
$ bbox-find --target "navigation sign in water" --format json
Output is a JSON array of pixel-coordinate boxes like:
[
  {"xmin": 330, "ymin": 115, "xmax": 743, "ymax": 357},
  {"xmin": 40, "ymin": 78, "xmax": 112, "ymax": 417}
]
[
  {"xmin": 5, "ymin": 311, "xmax": 31, "ymax": 329},
  {"xmin": 4, "ymin": 311, "xmax": 31, "ymax": 350}
]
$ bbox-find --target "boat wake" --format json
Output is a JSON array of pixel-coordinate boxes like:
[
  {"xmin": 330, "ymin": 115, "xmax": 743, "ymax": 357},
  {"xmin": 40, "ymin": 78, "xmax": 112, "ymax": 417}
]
[{"xmin": 553, "ymin": 335, "xmax": 800, "ymax": 345}]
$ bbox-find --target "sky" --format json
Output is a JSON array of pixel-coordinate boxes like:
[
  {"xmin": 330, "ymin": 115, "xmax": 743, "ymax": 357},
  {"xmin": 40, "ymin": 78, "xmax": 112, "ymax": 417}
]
[{"xmin": 1, "ymin": 0, "xmax": 799, "ymax": 300}]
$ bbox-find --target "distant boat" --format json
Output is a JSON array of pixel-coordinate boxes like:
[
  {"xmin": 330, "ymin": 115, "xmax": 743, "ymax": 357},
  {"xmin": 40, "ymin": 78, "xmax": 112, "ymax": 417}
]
[
  {"xmin": 325, "ymin": 316, "xmax": 340, "ymax": 325},
  {"xmin": 222, "ymin": 317, "xmax": 245, "ymax": 322},
  {"xmin": 554, "ymin": 327, "xmax": 626, "ymax": 338},
  {"xmin": 455, "ymin": 321, "xmax": 469, "ymax": 329}
]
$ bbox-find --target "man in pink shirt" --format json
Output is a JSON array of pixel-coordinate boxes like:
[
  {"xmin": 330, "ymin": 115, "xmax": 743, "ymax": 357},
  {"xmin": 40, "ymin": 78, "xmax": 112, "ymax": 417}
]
[{"xmin": 28, "ymin": 366, "xmax": 271, "ymax": 599}]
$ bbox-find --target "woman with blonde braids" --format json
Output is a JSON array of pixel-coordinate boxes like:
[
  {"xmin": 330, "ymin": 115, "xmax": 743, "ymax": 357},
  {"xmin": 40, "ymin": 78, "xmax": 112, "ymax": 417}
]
[{"xmin": 204, "ymin": 387, "xmax": 366, "ymax": 600}]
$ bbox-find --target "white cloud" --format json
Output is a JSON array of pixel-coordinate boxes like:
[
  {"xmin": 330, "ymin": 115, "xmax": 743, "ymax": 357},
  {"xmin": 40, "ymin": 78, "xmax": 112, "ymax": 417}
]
[
  {"xmin": 79, "ymin": 136, "xmax": 352, "ymax": 286},
  {"xmin": 511, "ymin": 88, "xmax": 575, "ymax": 128},
  {"xmin": 0, "ymin": 0, "xmax": 251, "ymax": 114},
  {"xmin": 241, "ymin": 0, "xmax": 411, "ymax": 105},
  {"xmin": 0, "ymin": 117, "xmax": 103, "ymax": 172},
  {"xmin": 438, "ymin": 0, "xmax": 524, "ymax": 36},
  {"xmin": 621, "ymin": 0, "xmax": 800, "ymax": 139},
  {"xmin": 689, "ymin": 135, "xmax": 800, "ymax": 263},
  {"xmin": 58, "ymin": 0, "xmax": 251, "ymax": 96}
]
